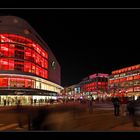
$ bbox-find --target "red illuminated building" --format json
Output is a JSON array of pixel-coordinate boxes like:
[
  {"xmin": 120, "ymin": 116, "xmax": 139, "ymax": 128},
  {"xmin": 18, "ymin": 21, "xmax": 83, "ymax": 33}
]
[
  {"xmin": 79, "ymin": 73, "xmax": 108, "ymax": 99},
  {"xmin": 108, "ymin": 64, "xmax": 140, "ymax": 99},
  {"xmin": 0, "ymin": 16, "xmax": 63, "ymax": 105}
]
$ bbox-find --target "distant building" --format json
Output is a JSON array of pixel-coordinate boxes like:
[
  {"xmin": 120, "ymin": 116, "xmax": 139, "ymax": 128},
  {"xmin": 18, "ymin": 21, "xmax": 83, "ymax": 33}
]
[
  {"xmin": 79, "ymin": 73, "xmax": 109, "ymax": 99},
  {"xmin": 108, "ymin": 64, "xmax": 140, "ymax": 100},
  {"xmin": 61, "ymin": 84, "xmax": 80, "ymax": 99}
]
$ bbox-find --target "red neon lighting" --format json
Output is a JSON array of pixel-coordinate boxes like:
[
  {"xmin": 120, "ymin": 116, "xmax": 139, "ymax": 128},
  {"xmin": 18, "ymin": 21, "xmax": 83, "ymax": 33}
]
[
  {"xmin": 0, "ymin": 77, "xmax": 36, "ymax": 88},
  {"xmin": 112, "ymin": 64, "xmax": 140, "ymax": 75},
  {"xmin": 0, "ymin": 34, "xmax": 48, "ymax": 59},
  {"xmin": 0, "ymin": 34, "xmax": 49, "ymax": 79}
]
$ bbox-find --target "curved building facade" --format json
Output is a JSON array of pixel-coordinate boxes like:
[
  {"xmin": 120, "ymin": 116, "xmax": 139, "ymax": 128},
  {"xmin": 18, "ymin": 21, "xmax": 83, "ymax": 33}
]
[{"xmin": 0, "ymin": 16, "xmax": 63, "ymax": 105}]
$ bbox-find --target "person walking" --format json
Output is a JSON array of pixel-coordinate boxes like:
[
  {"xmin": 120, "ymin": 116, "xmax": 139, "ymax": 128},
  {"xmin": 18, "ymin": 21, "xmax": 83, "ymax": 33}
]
[
  {"xmin": 31, "ymin": 108, "xmax": 47, "ymax": 130},
  {"xmin": 120, "ymin": 97, "xmax": 128, "ymax": 116},
  {"xmin": 88, "ymin": 95, "xmax": 94, "ymax": 113},
  {"xmin": 134, "ymin": 97, "xmax": 140, "ymax": 126},
  {"xmin": 16, "ymin": 100, "xmax": 23, "ymax": 128},
  {"xmin": 112, "ymin": 97, "xmax": 120, "ymax": 116}
]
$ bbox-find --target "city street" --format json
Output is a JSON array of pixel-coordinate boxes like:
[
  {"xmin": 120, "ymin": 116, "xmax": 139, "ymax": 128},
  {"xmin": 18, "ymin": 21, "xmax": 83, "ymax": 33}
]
[{"xmin": 0, "ymin": 102, "xmax": 140, "ymax": 131}]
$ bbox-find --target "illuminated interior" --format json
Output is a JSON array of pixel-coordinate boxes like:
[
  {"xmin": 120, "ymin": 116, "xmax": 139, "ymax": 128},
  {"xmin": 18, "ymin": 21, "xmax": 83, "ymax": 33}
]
[
  {"xmin": 0, "ymin": 34, "xmax": 48, "ymax": 79},
  {"xmin": 109, "ymin": 64, "xmax": 140, "ymax": 96},
  {"xmin": 82, "ymin": 81, "xmax": 108, "ymax": 92},
  {"xmin": 80, "ymin": 74, "xmax": 108, "ymax": 95},
  {"xmin": 0, "ymin": 34, "xmax": 63, "ymax": 95}
]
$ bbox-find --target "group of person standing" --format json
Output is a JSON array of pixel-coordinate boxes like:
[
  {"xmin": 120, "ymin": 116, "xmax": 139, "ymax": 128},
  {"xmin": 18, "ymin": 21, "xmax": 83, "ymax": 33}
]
[
  {"xmin": 112, "ymin": 97, "xmax": 127, "ymax": 117},
  {"xmin": 112, "ymin": 96, "xmax": 140, "ymax": 127}
]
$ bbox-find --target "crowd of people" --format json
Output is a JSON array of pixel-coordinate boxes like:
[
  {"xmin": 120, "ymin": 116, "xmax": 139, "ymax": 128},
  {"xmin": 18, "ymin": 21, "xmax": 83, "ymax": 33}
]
[
  {"xmin": 111, "ymin": 96, "xmax": 140, "ymax": 127},
  {"xmin": 78, "ymin": 95, "xmax": 140, "ymax": 127}
]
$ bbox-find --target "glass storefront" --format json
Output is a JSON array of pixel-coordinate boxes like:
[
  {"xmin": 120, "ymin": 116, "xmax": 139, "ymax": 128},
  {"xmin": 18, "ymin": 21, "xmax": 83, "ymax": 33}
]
[
  {"xmin": 0, "ymin": 95, "xmax": 58, "ymax": 106},
  {"xmin": 0, "ymin": 75, "xmax": 61, "ymax": 93}
]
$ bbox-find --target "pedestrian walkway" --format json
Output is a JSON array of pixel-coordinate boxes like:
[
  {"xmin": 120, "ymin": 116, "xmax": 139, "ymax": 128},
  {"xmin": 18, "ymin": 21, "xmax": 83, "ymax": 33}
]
[
  {"xmin": 0, "ymin": 123, "xmax": 28, "ymax": 131},
  {"xmin": 110, "ymin": 122, "xmax": 140, "ymax": 131}
]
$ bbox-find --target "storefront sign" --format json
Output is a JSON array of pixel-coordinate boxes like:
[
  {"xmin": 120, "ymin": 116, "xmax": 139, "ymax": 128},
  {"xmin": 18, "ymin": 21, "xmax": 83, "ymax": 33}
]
[
  {"xmin": 98, "ymin": 73, "xmax": 109, "ymax": 77},
  {"xmin": 89, "ymin": 74, "xmax": 97, "ymax": 79}
]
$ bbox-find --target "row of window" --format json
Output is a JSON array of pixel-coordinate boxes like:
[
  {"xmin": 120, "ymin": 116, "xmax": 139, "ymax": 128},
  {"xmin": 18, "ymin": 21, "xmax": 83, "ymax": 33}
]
[
  {"xmin": 82, "ymin": 87, "xmax": 108, "ymax": 92},
  {"xmin": 112, "ymin": 65, "xmax": 140, "ymax": 74},
  {"xmin": 81, "ymin": 78, "xmax": 108, "ymax": 85},
  {"xmin": 83, "ymin": 82, "xmax": 108, "ymax": 88},
  {"xmin": 109, "ymin": 80, "xmax": 140, "ymax": 88},
  {"xmin": 0, "ymin": 58, "xmax": 48, "ymax": 79},
  {"xmin": 0, "ymin": 77, "xmax": 34, "ymax": 88},
  {"xmin": 0, "ymin": 77, "xmax": 59, "ymax": 93},
  {"xmin": 111, "ymin": 71, "xmax": 140, "ymax": 79},
  {"xmin": 0, "ymin": 44, "xmax": 48, "ymax": 69},
  {"xmin": 110, "ymin": 87, "xmax": 140, "ymax": 93},
  {"xmin": 0, "ymin": 34, "xmax": 48, "ymax": 59},
  {"xmin": 109, "ymin": 75, "xmax": 140, "ymax": 84}
]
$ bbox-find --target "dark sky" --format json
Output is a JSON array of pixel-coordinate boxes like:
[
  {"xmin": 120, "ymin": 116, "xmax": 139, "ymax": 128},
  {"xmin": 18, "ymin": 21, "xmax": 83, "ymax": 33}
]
[{"xmin": 0, "ymin": 9, "xmax": 140, "ymax": 87}]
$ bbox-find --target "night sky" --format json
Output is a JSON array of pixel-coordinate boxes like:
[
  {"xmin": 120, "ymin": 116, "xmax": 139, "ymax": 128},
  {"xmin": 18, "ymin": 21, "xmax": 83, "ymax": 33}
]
[{"xmin": 0, "ymin": 9, "xmax": 140, "ymax": 87}]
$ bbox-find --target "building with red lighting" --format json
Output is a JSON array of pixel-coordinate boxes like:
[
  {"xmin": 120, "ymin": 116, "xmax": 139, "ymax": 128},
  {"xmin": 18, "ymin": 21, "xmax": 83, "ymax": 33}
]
[
  {"xmin": 0, "ymin": 16, "xmax": 63, "ymax": 105},
  {"xmin": 108, "ymin": 64, "xmax": 140, "ymax": 99},
  {"xmin": 79, "ymin": 73, "xmax": 109, "ymax": 99}
]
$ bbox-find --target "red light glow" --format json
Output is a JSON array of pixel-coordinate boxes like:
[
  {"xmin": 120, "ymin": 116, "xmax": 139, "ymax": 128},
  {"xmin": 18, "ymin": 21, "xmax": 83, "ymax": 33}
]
[{"xmin": 0, "ymin": 34, "xmax": 49, "ymax": 79}]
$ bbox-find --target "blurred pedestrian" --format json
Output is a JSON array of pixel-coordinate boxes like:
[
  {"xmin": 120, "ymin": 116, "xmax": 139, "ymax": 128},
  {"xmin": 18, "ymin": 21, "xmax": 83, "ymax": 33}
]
[
  {"xmin": 131, "ymin": 97, "xmax": 140, "ymax": 127},
  {"xmin": 34, "ymin": 99, "xmax": 37, "ymax": 105},
  {"xmin": 112, "ymin": 97, "xmax": 120, "ymax": 116},
  {"xmin": 16, "ymin": 100, "xmax": 23, "ymax": 128},
  {"xmin": 120, "ymin": 97, "xmax": 127, "ymax": 116},
  {"xmin": 27, "ymin": 107, "xmax": 33, "ymax": 130},
  {"xmin": 127, "ymin": 99, "xmax": 135, "ymax": 116},
  {"xmin": 88, "ymin": 95, "xmax": 94, "ymax": 113},
  {"xmin": 7, "ymin": 100, "xmax": 10, "ymax": 106},
  {"xmin": 31, "ymin": 108, "xmax": 47, "ymax": 130},
  {"xmin": 4, "ymin": 99, "xmax": 6, "ymax": 106}
]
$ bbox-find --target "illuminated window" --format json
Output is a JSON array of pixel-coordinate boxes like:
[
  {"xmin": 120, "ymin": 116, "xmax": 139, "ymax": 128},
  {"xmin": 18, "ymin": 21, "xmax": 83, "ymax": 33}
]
[
  {"xmin": 0, "ymin": 78, "xmax": 8, "ymax": 87},
  {"xmin": 0, "ymin": 44, "xmax": 9, "ymax": 57},
  {"xmin": 10, "ymin": 78, "xmax": 17, "ymax": 87},
  {"xmin": 15, "ymin": 60, "xmax": 24, "ymax": 71},
  {"xmin": 9, "ymin": 59, "xmax": 14, "ymax": 70},
  {"xmin": 25, "ymin": 47, "xmax": 32, "ymax": 60},
  {"xmin": 9, "ymin": 44, "xmax": 15, "ymax": 57},
  {"xmin": 0, "ymin": 34, "xmax": 49, "ymax": 79},
  {"xmin": 134, "ymin": 75, "xmax": 140, "ymax": 80},
  {"xmin": 0, "ymin": 58, "xmax": 9, "ymax": 70},
  {"xmin": 24, "ymin": 61, "xmax": 31, "ymax": 73},
  {"xmin": 127, "ymin": 76, "xmax": 133, "ymax": 81}
]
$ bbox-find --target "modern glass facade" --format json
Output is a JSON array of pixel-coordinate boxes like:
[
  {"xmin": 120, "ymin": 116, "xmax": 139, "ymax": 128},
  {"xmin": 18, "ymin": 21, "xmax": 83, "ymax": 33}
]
[
  {"xmin": 0, "ymin": 16, "xmax": 63, "ymax": 105},
  {"xmin": 0, "ymin": 34, "xmax": 48, "ymax": 79}
]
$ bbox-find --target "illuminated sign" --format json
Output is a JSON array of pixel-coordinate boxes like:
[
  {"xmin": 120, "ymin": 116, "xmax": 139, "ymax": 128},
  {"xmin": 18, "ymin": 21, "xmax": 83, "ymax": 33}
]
[
  {"xmin": 89, "ymin": 73, "xmax": 108, "ymax": 79},
  {"xmin": 89, "ymin": 74, "xmax": 97, "ymax": 79},
  {"xmin": 98, "ymin": 73, "xmax": 109, "ymax": 77}
]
